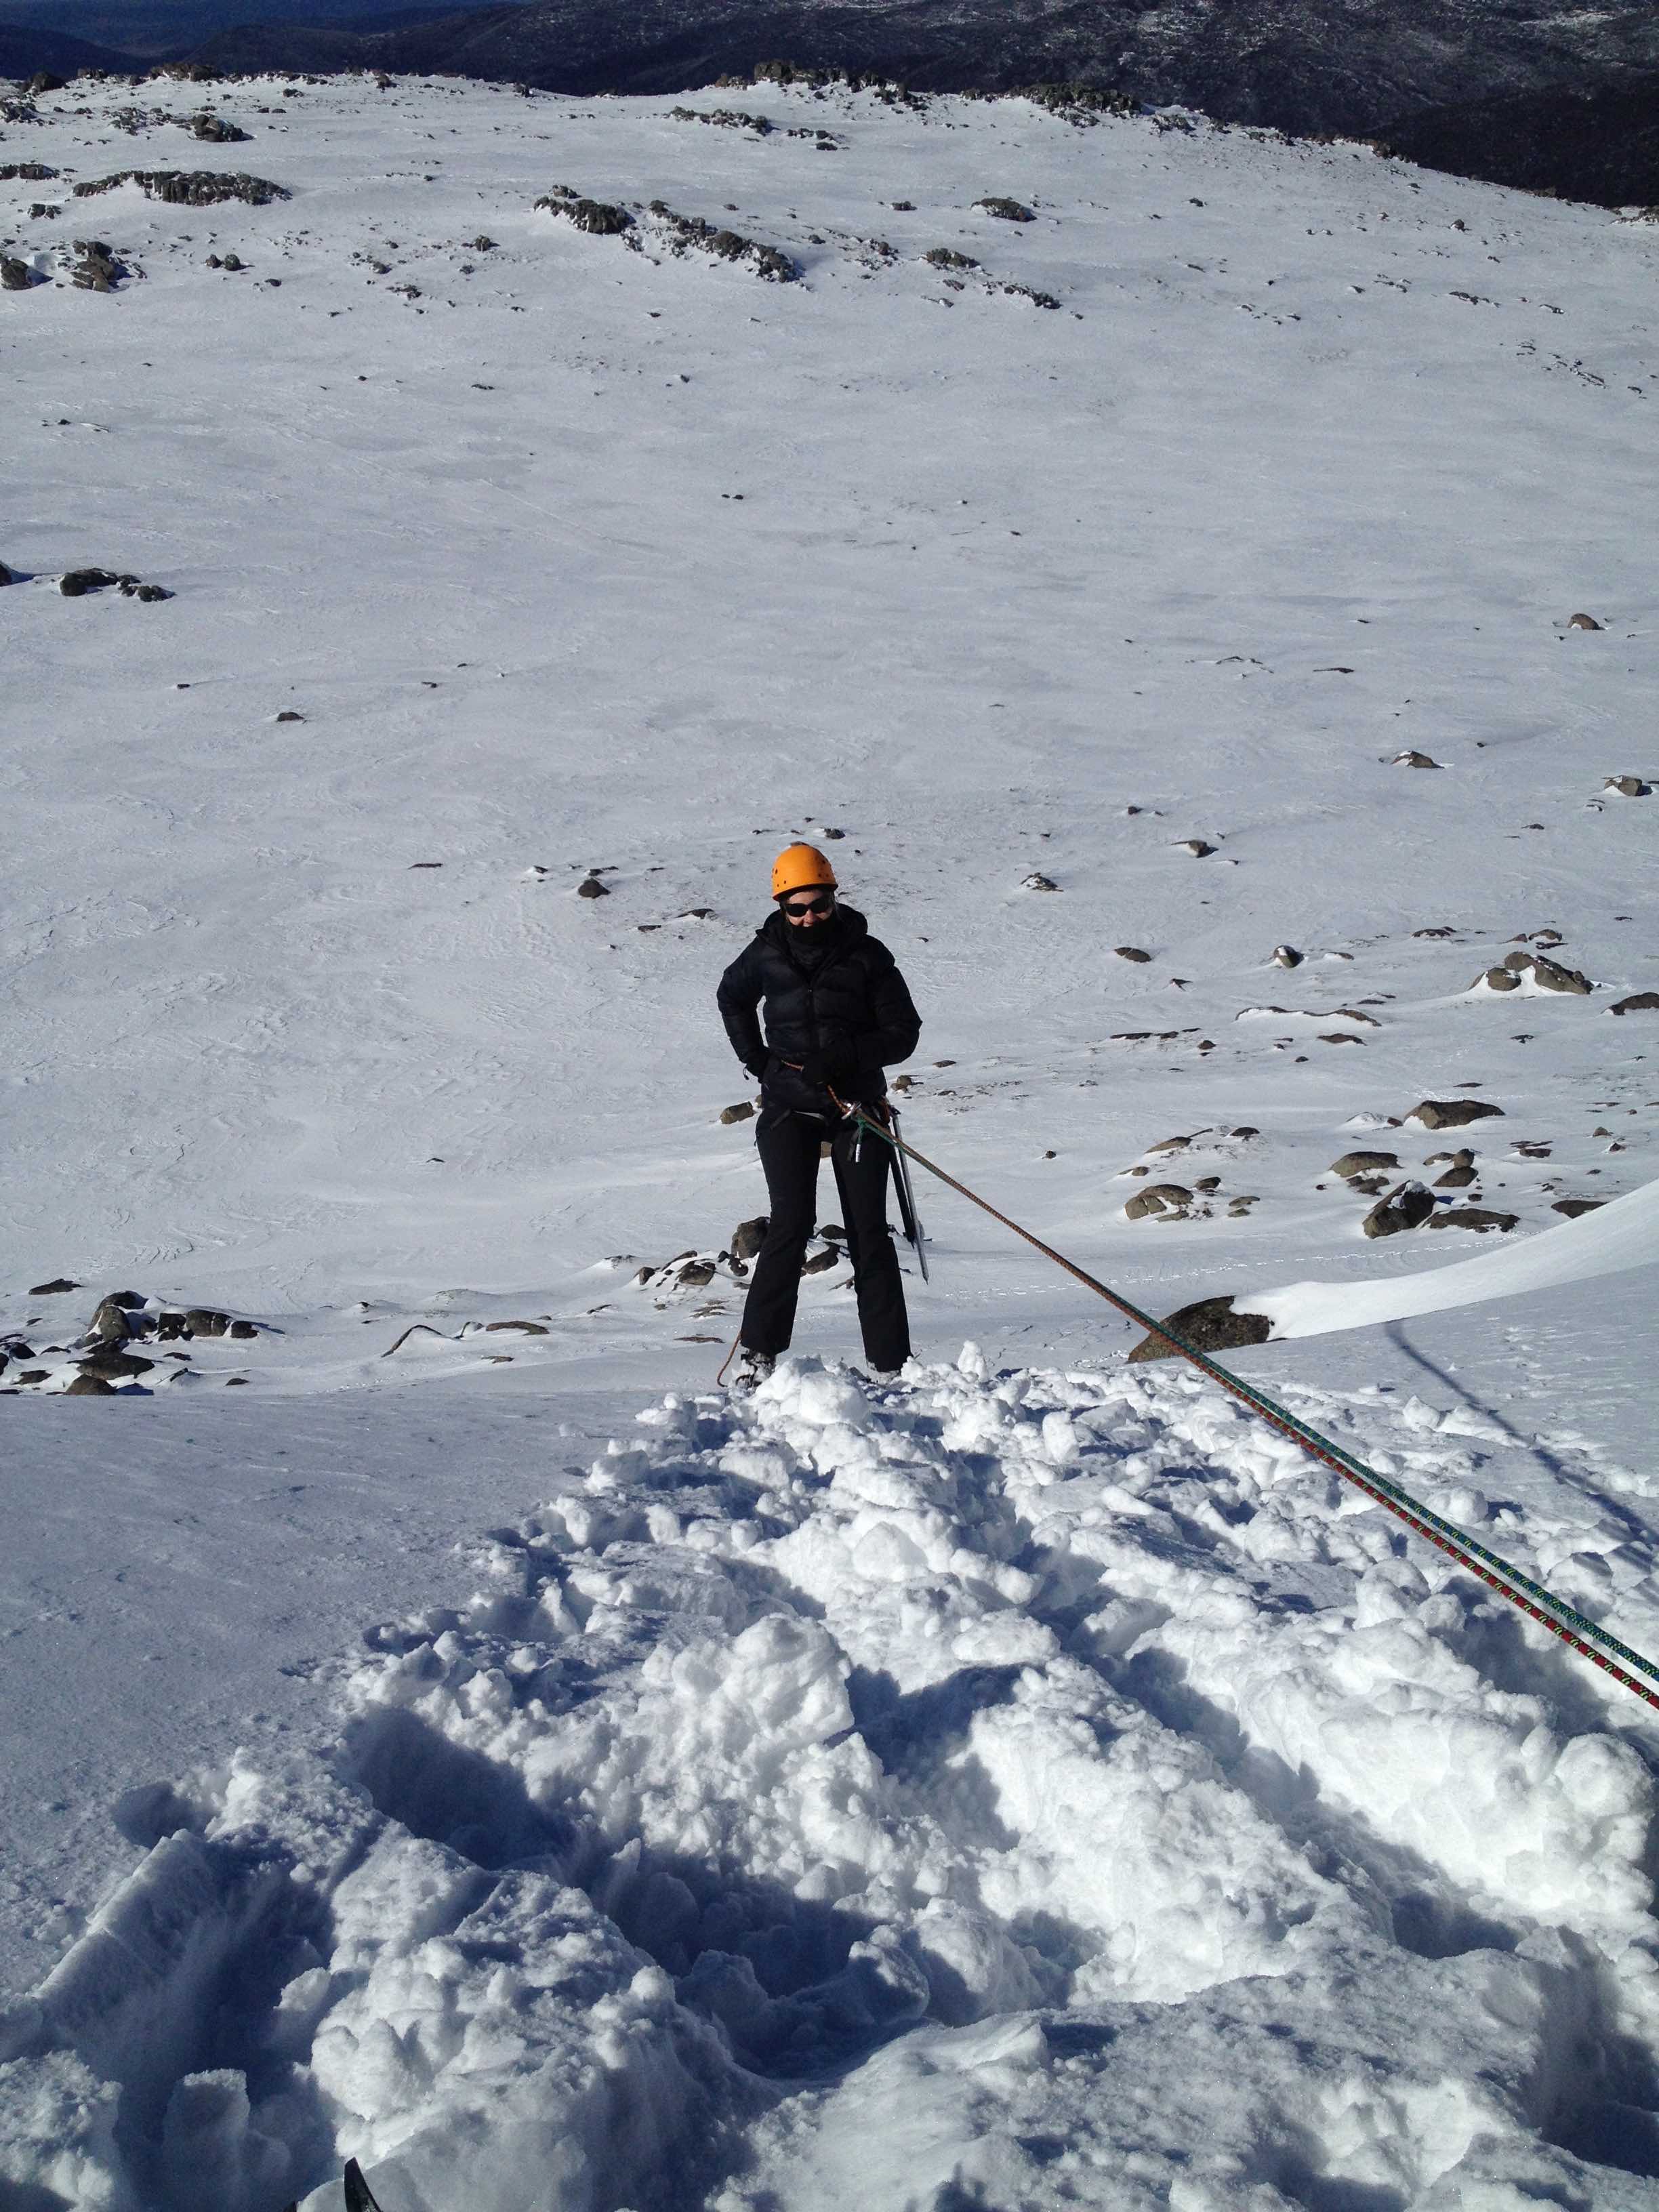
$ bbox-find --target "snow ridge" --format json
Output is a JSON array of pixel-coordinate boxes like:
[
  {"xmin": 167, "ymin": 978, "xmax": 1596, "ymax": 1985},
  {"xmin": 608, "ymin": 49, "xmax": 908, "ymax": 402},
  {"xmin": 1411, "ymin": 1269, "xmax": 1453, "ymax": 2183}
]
[{"xmin": 9, "ymin": 1353, "xmax": 1659, "ymax": 2209}]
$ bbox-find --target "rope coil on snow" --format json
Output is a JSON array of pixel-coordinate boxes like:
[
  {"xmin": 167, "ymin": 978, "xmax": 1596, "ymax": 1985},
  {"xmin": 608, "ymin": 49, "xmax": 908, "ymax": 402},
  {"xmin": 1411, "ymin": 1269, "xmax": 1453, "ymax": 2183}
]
[{"xmin": 844, "ymin": 1103, "xmax": 1659, "ymax": 1717}]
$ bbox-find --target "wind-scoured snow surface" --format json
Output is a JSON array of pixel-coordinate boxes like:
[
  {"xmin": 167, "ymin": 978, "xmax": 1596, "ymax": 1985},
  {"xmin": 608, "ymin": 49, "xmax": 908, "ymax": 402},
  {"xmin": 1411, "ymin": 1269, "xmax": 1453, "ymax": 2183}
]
[{"xmin": 3, "ymin": 68, "xmax": 1659, "ymax": 2212}]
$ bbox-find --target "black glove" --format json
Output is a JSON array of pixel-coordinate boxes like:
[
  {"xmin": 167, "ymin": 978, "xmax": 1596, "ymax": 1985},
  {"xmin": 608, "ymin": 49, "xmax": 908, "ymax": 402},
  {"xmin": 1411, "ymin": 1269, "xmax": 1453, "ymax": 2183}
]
[{"xmin": 801, "ymin": 1043, "xmax": 859, "ymax": 1092}]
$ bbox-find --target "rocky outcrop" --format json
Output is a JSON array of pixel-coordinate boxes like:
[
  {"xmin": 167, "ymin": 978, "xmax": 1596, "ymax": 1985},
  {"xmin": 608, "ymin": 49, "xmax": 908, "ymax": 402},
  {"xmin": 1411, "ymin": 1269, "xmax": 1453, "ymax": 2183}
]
[{"xmin": 1409, "ymin": 1098, "xmax": 1505, "ymax": 1129}]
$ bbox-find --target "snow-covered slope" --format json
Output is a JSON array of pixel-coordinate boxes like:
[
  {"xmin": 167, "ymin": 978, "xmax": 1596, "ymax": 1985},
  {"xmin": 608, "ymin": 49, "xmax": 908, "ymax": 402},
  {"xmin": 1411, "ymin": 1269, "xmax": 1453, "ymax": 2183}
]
[{"xmin": 3, "ymin": 68, "xmax": 1658, "ymax": 2211}]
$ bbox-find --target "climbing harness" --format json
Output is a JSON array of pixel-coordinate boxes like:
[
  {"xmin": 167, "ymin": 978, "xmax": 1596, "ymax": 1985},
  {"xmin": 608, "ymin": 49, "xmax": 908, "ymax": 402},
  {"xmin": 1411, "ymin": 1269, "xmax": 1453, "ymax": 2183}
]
[{"xmin": 837, "ymin": 1099, "xmax": 1659, "ymax": 1718}]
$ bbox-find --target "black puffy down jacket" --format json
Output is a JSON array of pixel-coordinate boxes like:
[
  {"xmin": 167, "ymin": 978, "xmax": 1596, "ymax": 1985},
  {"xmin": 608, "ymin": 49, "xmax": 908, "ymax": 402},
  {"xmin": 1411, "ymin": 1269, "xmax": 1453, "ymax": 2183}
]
[{"xmin": 717, "ymin": 904, "xmax": 921, "ymax": 1117}]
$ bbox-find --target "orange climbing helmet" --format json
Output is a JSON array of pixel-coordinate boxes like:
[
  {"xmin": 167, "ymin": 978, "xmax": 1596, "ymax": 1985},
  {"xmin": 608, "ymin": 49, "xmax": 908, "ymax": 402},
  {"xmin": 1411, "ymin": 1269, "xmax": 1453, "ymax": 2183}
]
[{"xmin": 771, "ymin": 842, "xmax": 838, "ymax": 900}]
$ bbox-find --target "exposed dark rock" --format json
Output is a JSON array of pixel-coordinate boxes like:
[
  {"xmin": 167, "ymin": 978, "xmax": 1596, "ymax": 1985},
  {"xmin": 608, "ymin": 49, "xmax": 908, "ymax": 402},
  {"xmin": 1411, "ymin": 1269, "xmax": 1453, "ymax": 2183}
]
[
  {"xmin": 1566, "ymin": 612, "xmax": 1603, "ymax": 630},
  {"xmin": 1127, "ymin": 1294, "xmax": 1271, "ymax": 1364},
  {"xmin": 1272, "ymin": 945, "xmax": 1303, "ymax": 968},
  {"xmin": 1124, "ymin": 1183, "xmax": 1193, "ymax": 1220},
  {"xmin": 976, "ymin": 196, "xmax": 1034, "ymax": 220},
  {"xmin": 228, "ymin": 1319, "xmax": 257, "ymax": 1340},
  {"xmin": 0, "ymin": 163, "xmax": 58, "ymax": 182},
  {"xmin": 26, "ymin": 70, "xmax": 66, "ymax": 94},
  {"xmin": 60, "ymin": 568, "xmax": 119, "ymax": 596},
  {"xmin": 1433, "ymin": 1164, "xmax": 1478, "ymax": 1188},
  {"xmin": 1429, "ymin": 1207, "xmax": 1517, "ymax": 1232},
  {"xmin": 1553, "ymin": 1197, "xmax": 1605, "ymax": 1217},
  {"xmin": 1, "ymin": 258, "xmax": 35, "ymax": 291},
  {"xmin": 677, "ymin": 1259, "xmax": 716, "ymax": 1288},
  {"xmin": 1330, "ymin": 1150, "xmax": 1399, "ymax": 1179},
  {"xmin": 671, "ymin": 103, "xmax": 772, "ymax": 132},
  {"xmin": 73, "ymin": 169, "xmax": 289, "ymax": 207},
  {"xmin": 184, "ymin": 1307, "xmax": 234, "ymax": 1336},
  {"xmin": 1023, "ymin": 873, "xmax": 1059, "ymax": 891},
  {"xmin": 190, "ymin": 112, "xmax": 250, "ymax": 142},
  {"xmin": 1114, "ymin": 945, "xmax": 1151, "ymax": 962},
  {"xmin": 801, "ymin": 1246, "xmax": 840, "ymax": 1273},
  {"xmin": 643, "ymin": 199, "xmax": 798, "ymax": 280},
  {"xmin": 484, "ymin": 1319, "xmax": 549, "ymax": 1333},
  {"xmin": 276, "ymin": 710, "xmax": 305, "ymax": 722},
  {"xmin": 731, "ymin": 1215, "xmax": 769, "ymax": 1261},
  {"xmin": 924, "ymin": 245, "xmax": 980, "ymax": 268},
  {"xmin": 535, "ymin": 186, "xmax": 634, "ymax": 234},
  {"xmin": 1176, "ymin": 839, "xmax": 1216, "ymax": 857},
  {"xmin": 1612, "ymin": 992, "xmax": 1659, "ymax": 1015},
  {"xmin": 1363, "ymin": 1183, "xmax": 1435, "ymax": 1237},
  {"xmin": 70, "ymin": 241, "xmax": 127, "ymax": 291},
  {"xmin": 78, "ymin": 1349, "xmax": 155, "ymax": 1379},
  {"xmin": 577, "ymin": 876, "xmax": 610, "ymax": 898},
  {"xmin": 1477, "ymin": 966, "xmax": 1521, "ymax": 991},
  {"xmin": 1498, "ymin": 949, "xmax": 1592, "ymax": 994},
  {"xmin": 1410, "ymin": 1098, "xmax": 1505, "ymax": 1128},
  {"xmin": 1394, "ymin": 750, "xmax": 1440, "ymax": 769},
  {"xmin": 28, "ymin": 1277, "xmax": 79, "ymax": 1296},
  {"xmin": 64, "ymin": 1373, "xmax": 118, "ymax": 1395},
  {"xmin": 1605, "ymin": 775, "xmax": 1652, "ymax": 798},
  {"xmin": 720, "ymin": 1101, "xmax": 756, "ymax": 1124}
]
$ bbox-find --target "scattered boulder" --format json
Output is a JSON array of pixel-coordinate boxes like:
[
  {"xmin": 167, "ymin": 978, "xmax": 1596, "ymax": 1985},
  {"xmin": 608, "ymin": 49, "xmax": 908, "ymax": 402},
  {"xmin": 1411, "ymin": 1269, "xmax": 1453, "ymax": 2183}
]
[
  {"xmin": 1124, "ymin": 1183, "xmax": 1193, "ymax": 1221},
  {"xmin": 1477, "ymin": 966, "xmax": 1521, "ymax": 991},
  {"xmin": 1553, "ymin": 1197, "xmax": 1604, "ymax": 1217},
  {"xmin": 1566, "ymin": 612, "xmax": 1603, "ymax": 630},
  {"xmin": 1330, "ymin": 1151, "xmax": 1399, "ymax": 1179},
  {"xmin": 1393, "ymin": 750, "xmax": 1440, "ymax": 769},
  {"xmin": 1114, "ymin": 945, "xmax": 1151, "ymax": 962},
  {"xmin": 0, "ymin": 162, "xmax": 58, "ymax": 182},
  {"xmin": 924, "ymin": 247, "xmax": 980, "ymax": 269},
  {"xmin": 1272, "ymin": 945, "xmax": 1303, "ymax": 968},
  {"xmin": 1362, "ymin": 1183, "xmax": 1435, "ymax": 1237},
  {"xmin": 576, "ymin": 876, "xmax": 610, "ymax": 899},
  {"xmin": 801, "ymin": 1246, "xmax": 840, "ymax": 1274},
  {"xmin": 1429, "ymin": 1208, "xmax": 1517, "ymax": 1233},
  {"xmin": 1023, "ymin": 872, "xmax": 1058, "ymax": 891},
  {"xmin": 483, "ymin": 1319, "xmax": 549, "ymax": 1334},
  {"xmin": 2, "ymin": 258, "xmax": 37, "ymax": 291},
  {"xmin": 1498, "ymin": 949, "xmax": 1591, "ymax": 994},
  {"xmin": 276, "ymin": 709, "xmax": 304, "ymax": 722},
  {"xmin": 975, "ymin": 197, "xmax": 1035, "ymax": 221},
  {"xmin": 184, "ymin": 1307, "xmax": 236, "ymax": 1336},
  {"xmin": 189, "ymin": 112, "xmax": 249, "ymax": 143},
  {"xmin": 64, "ymin": 1374, "xmax": 118, "ymax": 1395},
  {"xmin": 1612, "ymin": 993, "xmax": 1659, "ymax": 1015},
  {"xmin": 676, "ymin": 1259, "xmax": 716, "ymax": 1288},
  {"xmin": 1604, "ymin": 776, "xmax": 1652, "ymax": 798},
  {"xmin": 1410, "ymin": 1098, "xmax": 1505, "ymax": 1129},
  {"xmin": 28, "ymin": 1277, "xmax": 79, "ymax": 1296},
  {"xmin": 731, "ymin": 1216, "xmax": 769, "ymax": 1261},
  {"xmin": 1126, "ymin": 1295, "xmax": 1271, "ymax": 1364},
  {"xmin": 1176, "ymin": 840, "xmax": 1215, "ymax": 857},
  {"xmin": 26, "ymin": 70, "xmax": 66, "ymax": 95},
  {"xmin": 1434, "ymin": 1164, "xmax": 1478, "ymax": 1188},
  {"xmin": 720, "ymin": 1101, "xmax": 756, "ymax": 1124}
]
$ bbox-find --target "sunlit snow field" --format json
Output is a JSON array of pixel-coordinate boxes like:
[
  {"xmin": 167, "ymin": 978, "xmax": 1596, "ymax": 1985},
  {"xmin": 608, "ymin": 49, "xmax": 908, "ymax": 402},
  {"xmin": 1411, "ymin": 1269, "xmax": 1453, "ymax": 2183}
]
[{"xmin": 2, "ymin": 66, "xmax": 1658, "ymax": 2211}]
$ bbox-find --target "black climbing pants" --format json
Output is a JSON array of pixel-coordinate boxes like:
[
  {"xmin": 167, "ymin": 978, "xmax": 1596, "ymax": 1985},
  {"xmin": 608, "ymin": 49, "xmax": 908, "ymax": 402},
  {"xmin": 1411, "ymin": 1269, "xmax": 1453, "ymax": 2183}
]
[{"xmin": 741, "ymin": 1108, "xmax": 911, "ymax": 1372}]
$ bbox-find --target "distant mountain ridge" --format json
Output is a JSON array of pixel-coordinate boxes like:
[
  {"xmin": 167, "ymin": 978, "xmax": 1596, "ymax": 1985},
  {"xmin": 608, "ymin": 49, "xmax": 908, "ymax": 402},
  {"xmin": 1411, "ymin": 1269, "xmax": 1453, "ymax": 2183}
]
[
  {"xmin": 182, "ymin": 0, "xmax": 1659, "ymax": 145},
  {"xmin": 5, "ymin": 0, "xmax": 1657, "ymax": 207}
]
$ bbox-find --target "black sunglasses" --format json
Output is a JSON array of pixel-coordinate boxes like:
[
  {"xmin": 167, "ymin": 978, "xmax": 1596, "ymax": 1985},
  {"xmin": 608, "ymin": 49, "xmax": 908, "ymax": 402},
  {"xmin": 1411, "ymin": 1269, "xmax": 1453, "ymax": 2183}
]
[{"xmin": 781, "ymin": 891, "xmax": 836, "ymax": 918}]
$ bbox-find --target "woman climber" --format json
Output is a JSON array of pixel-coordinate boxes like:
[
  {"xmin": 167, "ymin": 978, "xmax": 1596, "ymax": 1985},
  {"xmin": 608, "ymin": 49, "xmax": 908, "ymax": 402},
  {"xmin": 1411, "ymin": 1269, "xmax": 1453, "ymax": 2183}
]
[{"xmin": 716, "ymin": 843, "xmax": 922, "ymax": 1391}]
